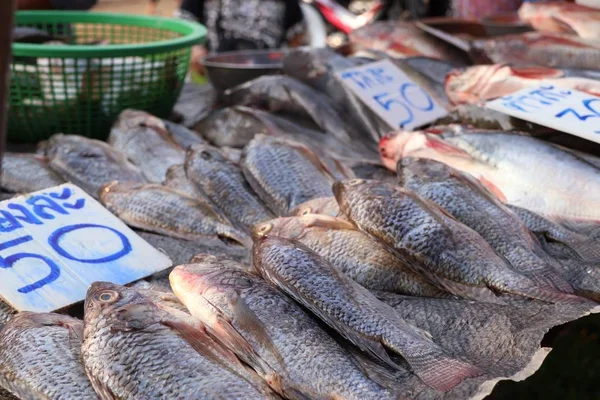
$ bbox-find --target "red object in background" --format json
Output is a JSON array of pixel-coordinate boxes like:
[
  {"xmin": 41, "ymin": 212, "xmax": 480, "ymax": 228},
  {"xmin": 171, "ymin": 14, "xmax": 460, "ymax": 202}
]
[
  {"xmin": 312, "ymin": 0, "xmax": 386, "ymax": 34},
  {"xmin": 452, "ymin": 0, "xmax": 523, "ymax": 19}
]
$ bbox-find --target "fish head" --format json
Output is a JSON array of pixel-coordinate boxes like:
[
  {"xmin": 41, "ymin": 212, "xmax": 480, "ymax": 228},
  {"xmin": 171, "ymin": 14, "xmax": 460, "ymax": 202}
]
[
  {"xmin": 333, "ymin": 178, "xmax": 387, "ymax": 214},
  {"xmin": 99, "ymin": 181, "xmax": 144, "ymax": 209},
  {"xmin": 170, "ymin": 260, "xmax": 257, "ymax": 321},
  {"xmin": 186, "ymin": 144, "xmax": 229, "ymax": 174},
  {"xmin": 84, "ymin": 282, "xmax": 153, "ymax": 332},
  {"xmin": 252, "ymin": 217, "xmax": 308, "ymax": 241},
  {"xmin": 114, "ymin": 109, "xmax": 166, "ymax": 133},
  {"xmin": 379, "ymin": 130, "xmax": 434, "ymax": 171},
  {"xmin": 291, "ymin": 197, "xmax": 339, "ymax": 217},
  {"xmin": 397, "ymin": 157, "xmax": 454, "ymax": 186}
]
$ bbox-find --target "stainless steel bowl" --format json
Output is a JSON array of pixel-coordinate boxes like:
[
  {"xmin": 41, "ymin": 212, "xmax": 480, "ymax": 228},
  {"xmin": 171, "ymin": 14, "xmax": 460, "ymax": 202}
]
[{"xmin": 202, "ymin": 49, "xmax": 285, "ymax": 94}]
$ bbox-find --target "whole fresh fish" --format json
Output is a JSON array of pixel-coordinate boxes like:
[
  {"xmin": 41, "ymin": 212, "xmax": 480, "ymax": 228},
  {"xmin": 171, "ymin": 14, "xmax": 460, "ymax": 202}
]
[
  {"xmin": 254, "ymin": 236, "xmax": 482, "ymax": 391},
  {"xmin": 241, "ymin": 135, "xmax": 335, "ymax": 216},
  {"xmin": 100, "ymin": 182, "xmax": 252, "ymax": 247},
  {"xmin": 379, "ymin": 129, "xmax": 600, "ymax": 222},
  {"xmin": 136, "ymin": 231, "xmax": 249, "ymax": 269},
  {"xmin": 507, "ymin": 205, "xmax": 600, "ymax": 262},
  {"xmin": 472, "ymin": 32, "xmax": 600, "ymax": 70},
  {"xmin": 291, "ymin": 197, "xmax": 341, "ymax": 218},
  {"xmin": 445, "ymin": 64, "xmax": 600, "ymax": 105},
  {"xmin": 519, "ymin": 2, "xmax": 600, "ymax": 39},
  {"xmin": 223, "ymin": 75, "xmax": 357, "ymax": 143},
  {"xmin": 163, "ymin": 119, "xmax": 207, "ymax": 149},
  {"xmin": 44, "ymin": 134, "xmax": 146, "ymax": 198},
  {"xmin": 0, "ymin": 312, "xmax": 97, "ymax": 399},
  {"xmin": 349, "ymin": 21, "xmax": 468, "ymax": 63},
  {"xmin": 0, "ymin": 153, "xmax": 65, "ymax": 193},
  {"xmin": 254, "ymin": 215, "xmax": 448, "ymax": 298},
  {"xmin": 170, "ymin": 256, "xmax": 399, "ymax": 400},
  {"xmin": 185, "ymin": 144, "xmax": 274, "ymax": 231},
  {"xmin": 334, "ymin": 179, "xmax": 581, "ymax": 304},
  {"xmin": 109, "ymin": 110, "xmax": 185, "ymax": 183},
  {"xmin": 82, "ymin": 282, "xmax": 275, "ymax": 399},
  {"xmin": 162, "ymin": 164, "xmax": 200, "ymax": 198},
  {"xmin": 283, "ymin": 48, "xmax": 389, "ymax": 145},
  {"xmin": 398, "ymin": 158, "xmax": 573, "ymax": 293}
]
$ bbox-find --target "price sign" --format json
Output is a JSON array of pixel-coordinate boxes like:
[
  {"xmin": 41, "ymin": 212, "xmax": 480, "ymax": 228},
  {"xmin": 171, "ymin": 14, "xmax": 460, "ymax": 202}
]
[
  {"xmin": 0, "ymin": 184, "xmax": 172, "ymax": 312},
  {"xmin": 337, "ymin": 59, "xmax": 448, "ymax": 130},
  {"xmin": 487, "ymin": 84, "xmax": 600, "ymax": 144}
]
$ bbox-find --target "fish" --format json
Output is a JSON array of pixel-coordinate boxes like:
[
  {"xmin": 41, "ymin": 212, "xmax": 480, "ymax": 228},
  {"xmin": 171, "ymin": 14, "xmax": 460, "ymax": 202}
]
[
  {"xmin": 283, "ymin": 47, "xmax": 389, "ymax": 145},
  {"xmin": 253, "ymin": 215, "xmax": 449, "ymax": 298},
  {"xmin": 137, "ymin": 231, "xmax": 249, "ymax": 267},
  {"xmin": 185, "ymin": 144, "xmax": 274, "ymax": 231},
  {"xmin": 0, "ymin": 153, "xmax": 65, "ymax": 193},
  {"xmin": 507, "ymin": 205, "xmax": 600, "ymax": 262},
  {"xmin": 223, "ymin": 75, "xmax": 357, "ymax": 143},
  {"xmin": 170, "ymin": 256, "xmax": 399, "ymax": 400},
  {"xmin": 162, "ymin": 119, "xmax": 207, "ymax": 149},
  {"xmin": 109, "ymin": 109, "xmax": 185, "ymax": 183},
  {"xmin": 221, "ymin": 147, "xmax": 243, "ymax": 164},
  {"xmin": 445, "ymin": 64, "xmax": 600, "ymax": 105},
  {"xmin": 100, "ymin": 182, "xmax": 252, "ymax": 247},
  {"xmin": 376, "ymin": 292, "xmax": 596, "ymax": 374},
  {"xmin": 130, "ymin": 280, "xmax": 190, "ymax": 314},
  {"xmin": 397, "ymin": 157, "xmax": 573, "ymax": 293},
  {"xmin": 82, "ymin": 282, "xmax": 276, "ymax": 399},
  {"xmin": 44, "ymin": 134, "xmax": 146, "ymax": 198},
  {"xmin": 379, "ymin": 129, "xmax": 600, "ymax": 222},
  {"xmin": 348, "ymin": 160, "xmax": 399, "ymax": 183},
  {"xmin": 519, "ymin": 2, "xmax": 600, "ymax": 39},
  {"xmin": 254, "ymin": 236, "xmax": 482, "ymax": 392},
  {"xmin": 334, "ymin": 179, "xmax": 582, "ymax": 304},
  {"xmin": 0, "ymin": 312, "xmax": 97, "ymax": 399},
  {"xmin": 472, "ymin": 32, "xmax": 600, "ymax": 70},
  {"xmin": 349, "ymin": 21, "xmax": 468, "ymax": 63},
  {"xmin": 194, "ymin": 106, "xmax": 269, "ymax": 148},
  {"xmin": 162, "ymin": 164, "xmax": 201, "ymax": 198},
  {"xmin": 241, "ymin": 135, "xmax": 335, "ymax": 216},
  {"xmin": 545, "ymin": 253, "xmax": 600, "ymax": 302},
  {"xmin": 291, "ymin": 197, "xmax": 341, "ymax": 218},
  {"xmin": 0, "ymin": 301, "xmax": 15, "ymax": 325}
]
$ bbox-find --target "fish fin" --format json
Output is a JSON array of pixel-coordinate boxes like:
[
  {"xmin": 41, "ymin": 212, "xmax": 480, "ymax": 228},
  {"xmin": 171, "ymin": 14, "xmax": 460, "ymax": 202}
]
[
  {"xmin": 200, "ymin": 296, "xmax": 275, "ymax": 378},
  {"xmin": 162, "ymin": 317, "xmax": 240, "ymax": 367},
  {"xmin": 449, "ymin": 170, "xmax": 507, "ymax": 209},
  {"xmin": 347, "ymin": 346, "xmax": 408, "ymax": 391},
  {"xmin": 282, "ymin": 139, "xmax": 338, "ymax": 182},
  {"xmin": 403, "ymin": 349, "xmax": 483, "ymax": 392},
  {"xmin": 436, "ymin": 277, "xmax": 506, "ymax": 305},
  {"xmin": 505, "ymin": 284, "xmax": 585, "ymax": 304},
  {"xmin": 477, "ymin": 176, "xmax": 507, "ymax": 203},
  {"xmin": 517, "ymin": 262, "xmax": 574, "ymax": 294},
  {"xmin": 300, "ymin": 214, "xmax": 356, "ymax": 231},
  {"xmin": 562, "ymin": 240, "xmax": 600, "ymax": 263},
  {"xmin": 268, "ymin": 265, "xmax": 400, "ymax": 370},
  {"xmin": 226, "ymin": 291, "xmax": 287, "ymax": 375}
]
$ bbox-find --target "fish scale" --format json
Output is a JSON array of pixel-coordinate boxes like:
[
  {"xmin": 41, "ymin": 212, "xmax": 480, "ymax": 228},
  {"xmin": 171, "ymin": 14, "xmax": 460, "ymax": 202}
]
[
  {"xmin": 334, "ymin": 179, "xmax": 582, "ymax": 304},
  {"xmin": 241, "ymin": 135, "xmax": 335, "ymax": 216},
  {"xmin": 398, "ymin": 158, "xmax": 574, "ymax": 294},
  {"xmin": 254, "ymin": 236, "xmax": 482, "ymax": 392},
  {"xmin": 0, "ymin": 153, "xmax": 65, "ymax": 193},
  {"xmin": 186, "ymin": 144, "xmax": 274, "ymax": 231},
  {"xmin": 100, "ymin": 182, "xmax": 251, "ymax": 247},
  {"xmin": 0, "ymin": 312, "xmax": 98, "ymax": 399},
  {"xmin": 82, "ymin": 282, "xmax": 272, "ymax": 399},
  {"xmin": 170, "ymin": 257, "xmax": 399, "ymax": 400}
]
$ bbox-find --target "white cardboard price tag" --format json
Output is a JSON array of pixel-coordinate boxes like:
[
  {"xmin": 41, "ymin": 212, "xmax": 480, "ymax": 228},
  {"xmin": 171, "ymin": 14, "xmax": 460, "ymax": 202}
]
[
  {"xmin": 337, "ymin": 59, "xmax": 448, "ymax": 130},
  {"xmin": 0, "ymin": 184, "xmax": 172, "ymax": 312},
  {"xmin": 487, "ymin": 84, "xmax": 600, "ymax": 144}
]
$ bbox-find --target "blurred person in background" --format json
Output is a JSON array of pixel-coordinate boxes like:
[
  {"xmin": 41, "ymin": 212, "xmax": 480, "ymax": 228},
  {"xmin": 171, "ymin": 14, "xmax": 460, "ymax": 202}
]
[
  {"xmin": 17, "ymin": 0, "xmax": 97, "ymax": 10},
  {"xmin": 174, "ymin": 0, "xmax": 306, "ymax": 76}
]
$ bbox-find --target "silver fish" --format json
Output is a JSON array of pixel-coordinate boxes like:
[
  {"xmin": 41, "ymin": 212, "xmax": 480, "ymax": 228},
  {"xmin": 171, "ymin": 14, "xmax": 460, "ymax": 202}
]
[{"xmin": 0, "ymin": 153, "xmax": 65, "ymax": 193}]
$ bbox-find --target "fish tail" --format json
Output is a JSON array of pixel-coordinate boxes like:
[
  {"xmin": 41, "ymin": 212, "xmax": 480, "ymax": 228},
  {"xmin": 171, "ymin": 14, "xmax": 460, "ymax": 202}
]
[
  {"xmin": 564, "ymin": 239, "xmax": 600, "ymax": 263},
  {"xmin": 512, "ymin": 284, "xmax": 587, "ymax": 304},
  {"xmin": 401, "ymin": 344, "xmax": 483, "ymax": 392}
]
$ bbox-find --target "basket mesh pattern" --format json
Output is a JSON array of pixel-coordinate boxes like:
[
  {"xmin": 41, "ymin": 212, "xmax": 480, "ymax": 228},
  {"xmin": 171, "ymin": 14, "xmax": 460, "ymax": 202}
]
[{"xmin": 9, "ymin": 20, "xmax": 193, "ymax": 142}]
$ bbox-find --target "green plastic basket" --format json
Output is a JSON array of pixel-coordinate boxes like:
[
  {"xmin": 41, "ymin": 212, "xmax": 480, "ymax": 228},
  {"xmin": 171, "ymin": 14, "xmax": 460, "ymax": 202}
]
[{"xmin": 9, "ymin": 11, "xmax": 206, "ymax": 142}]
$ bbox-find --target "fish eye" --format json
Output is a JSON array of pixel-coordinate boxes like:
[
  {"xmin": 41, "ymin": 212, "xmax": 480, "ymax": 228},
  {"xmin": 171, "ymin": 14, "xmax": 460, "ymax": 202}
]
[
  {"xmin": 200, "ymin": 151, "xmax": 212, "ymax": 160},
  {"xmin": 349, "ymin": 179, "xmax": 365, "ymax": 186},
  {"xmin": 96, "ymin": 290, "xmax": 118, "ymax": 303},
  {"xmin": 257, "ymin": 223, "xmax": 273, "ymax": 235},
  {"xmin": 301, "ymin": 207, "xmax": 312, "ymax": 216}
]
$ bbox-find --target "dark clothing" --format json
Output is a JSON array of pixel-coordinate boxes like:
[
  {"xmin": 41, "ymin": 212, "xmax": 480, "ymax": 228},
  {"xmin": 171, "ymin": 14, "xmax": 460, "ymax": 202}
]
[
  {"xmin": 48, "ymin": 0, "xmax": 97, "ymax": 9},
  {"xmin": 178, "ymin": 0, "xmax": 305, "ymax": 52}
]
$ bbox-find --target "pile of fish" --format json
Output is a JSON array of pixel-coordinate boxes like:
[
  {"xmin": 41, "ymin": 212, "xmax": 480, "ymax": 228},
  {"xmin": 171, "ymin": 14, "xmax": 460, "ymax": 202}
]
[{"xmin": 0, "ymin": 42, "xmax": 600, "ymax": 400}]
